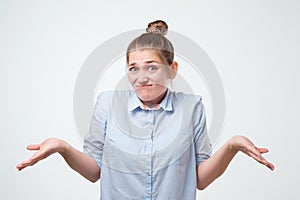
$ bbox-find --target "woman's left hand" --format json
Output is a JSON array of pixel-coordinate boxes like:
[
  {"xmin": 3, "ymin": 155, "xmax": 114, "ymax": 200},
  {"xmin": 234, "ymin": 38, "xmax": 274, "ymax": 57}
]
[{"xmin": 228, "ymin": 135, "xmax": 275, "ymax": 171}]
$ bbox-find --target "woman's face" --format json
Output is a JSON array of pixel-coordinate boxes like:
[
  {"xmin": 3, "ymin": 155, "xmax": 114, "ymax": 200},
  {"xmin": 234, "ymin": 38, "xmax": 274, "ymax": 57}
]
[{"xmin": 127, "ymin": 49, "xmax": 171, "ymax": 107}]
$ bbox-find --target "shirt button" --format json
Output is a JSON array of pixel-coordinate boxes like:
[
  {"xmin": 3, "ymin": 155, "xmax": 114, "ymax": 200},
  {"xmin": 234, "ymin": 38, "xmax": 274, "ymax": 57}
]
[{"xmin": 146, "ymin": 172, "xmax": 150, "ymax": 176}]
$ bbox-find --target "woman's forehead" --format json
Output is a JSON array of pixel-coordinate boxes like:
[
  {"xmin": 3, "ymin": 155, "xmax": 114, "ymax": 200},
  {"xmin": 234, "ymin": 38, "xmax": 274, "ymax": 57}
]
[{"xmin": 128, "ymin": 49, "xmax": 163, "ymax": 65}]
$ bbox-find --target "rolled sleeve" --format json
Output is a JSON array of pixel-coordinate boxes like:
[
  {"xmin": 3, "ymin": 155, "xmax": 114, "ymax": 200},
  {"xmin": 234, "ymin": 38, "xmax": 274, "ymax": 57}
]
[
  {"xmin": 83, "ymin": 93, "xmax": 108, "ymax": 168},
  {"xmin": 193, "ymin": 98, "xmax": 212, "ymax": 166}
]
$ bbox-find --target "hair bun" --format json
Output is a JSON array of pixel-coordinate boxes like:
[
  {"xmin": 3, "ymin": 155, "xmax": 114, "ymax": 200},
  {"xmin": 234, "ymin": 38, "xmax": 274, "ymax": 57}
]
[{"xmin": 146, "ymin": 20, "xmax": 168, "ymax": 35}]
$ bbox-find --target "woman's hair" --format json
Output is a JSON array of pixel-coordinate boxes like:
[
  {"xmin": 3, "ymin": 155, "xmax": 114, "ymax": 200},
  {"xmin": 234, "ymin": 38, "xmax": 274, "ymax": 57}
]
[{"xmin": 126, "ymin": 20, "xmax": 174, "ymax": 65}]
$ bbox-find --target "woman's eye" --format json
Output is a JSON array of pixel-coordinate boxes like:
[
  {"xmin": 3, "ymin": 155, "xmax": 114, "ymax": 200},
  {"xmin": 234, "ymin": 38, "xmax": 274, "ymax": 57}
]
[
  {"xmin": 128, "ymin": 67, "xmax": 137, "ymax": 72},
  {"xmin": 148, "ymin": 66, "xmax": 157, "ymax": 71}
]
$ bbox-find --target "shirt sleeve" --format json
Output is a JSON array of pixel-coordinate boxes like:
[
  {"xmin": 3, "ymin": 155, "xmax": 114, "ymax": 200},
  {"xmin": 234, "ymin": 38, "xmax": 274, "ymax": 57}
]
[
  {"xmin": 83, "ymin": 92, "xmax": 108, "ymax": 168},
  {"xmin": 193, "ymin": 97, "xmax": 212, "ymax": 166}
]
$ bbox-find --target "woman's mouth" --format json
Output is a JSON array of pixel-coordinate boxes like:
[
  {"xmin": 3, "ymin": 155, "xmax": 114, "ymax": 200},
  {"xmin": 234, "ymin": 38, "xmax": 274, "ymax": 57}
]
[{"xmin": 137, "ymin": 84, "xmax": 153, "ymax": 89}]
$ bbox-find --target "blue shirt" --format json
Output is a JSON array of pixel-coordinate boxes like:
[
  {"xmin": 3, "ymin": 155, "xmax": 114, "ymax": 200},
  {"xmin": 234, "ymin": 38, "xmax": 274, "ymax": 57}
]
[{"xmin": 84, "ymin": 89, "xmax": 212, "ymax": 200}]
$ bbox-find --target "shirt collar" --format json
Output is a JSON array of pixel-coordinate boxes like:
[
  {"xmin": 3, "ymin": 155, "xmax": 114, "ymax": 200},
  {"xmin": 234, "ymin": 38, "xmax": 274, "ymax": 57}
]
[{"xmin": 128, "ymin": 89, "xmax": 173, "ymax": 111}]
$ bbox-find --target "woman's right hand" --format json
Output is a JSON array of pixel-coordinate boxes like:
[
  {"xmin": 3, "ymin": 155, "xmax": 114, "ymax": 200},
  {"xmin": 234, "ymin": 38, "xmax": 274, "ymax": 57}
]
[{"xmin": 16, "ymin": 138, "xmax": 68, "ymax": 171}]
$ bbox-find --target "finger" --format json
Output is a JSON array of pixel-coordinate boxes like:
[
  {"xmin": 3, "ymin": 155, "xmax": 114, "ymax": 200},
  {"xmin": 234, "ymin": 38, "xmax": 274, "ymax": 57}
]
[
  {"xmin": 21, "ymin": 158, "xmax": 38, "ymax": 166},
  {"xmin": 30, "ymin": 151, "xmax": 47, "ymax": 162},
  {"xmin": 254, "ymin": 148, "xmax": 275, "ymax": 170},
  {"xmin": 245, "ymin": 145, "xmax": 263, "ymax": 159},
  {"xmin": 16, "ymin": 162, "xmax": 26, "ymax": 171},
  {"xmin": 252, "ymin": 154, "xmax": 275, "ymax": 171},
  {"xmin": 16, "ymin": 159, "xmax": 38, "ymax": 171},
  {"xmin": 16, "ymin": 164, "xmax": 25, "ymax": 171},
  {"xmin": 259, "ymin": 155, "xmax": 275, "ymax": 171},
  {"xmin": 247, "ymin": 151, "xmax": 264, "ymax": 163},
  {"xmin": 245, "ymin": 146, "xmax": 268, "ymax": 164},
  {"xmin": 243, "ymin": 144, "xmax": 275, "ymax": 171},
  {"xmin": 263, "ymin": 161, "xmax": 274, "ymax": 170},
  {"xmin": 267, "ymin": 162, "xmax": 275, "ymax": 171},
  {"xmin": 17, "ymin": 162, "xmax": 30, "ymax": 171},
  {"xmin": 27, "ymin": 144, "xmax": 41, "ymax": 150},
  {"xmin": 256, "ymin": 147, "xmax": 269, "ymax": 154}
]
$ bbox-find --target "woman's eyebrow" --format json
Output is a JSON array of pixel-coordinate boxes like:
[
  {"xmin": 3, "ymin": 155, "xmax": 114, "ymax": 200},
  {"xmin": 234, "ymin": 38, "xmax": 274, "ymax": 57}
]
[
  {"xmin": 128, "ymin": 62, "xmax": 136, "ymax": 66},
  {"xmin": 128, "ymin": 60, "xmax": 159, "ymax": 66},
  {"xmin": 145, "ymin": 60, "xmax": 159, "ymax": 64}
]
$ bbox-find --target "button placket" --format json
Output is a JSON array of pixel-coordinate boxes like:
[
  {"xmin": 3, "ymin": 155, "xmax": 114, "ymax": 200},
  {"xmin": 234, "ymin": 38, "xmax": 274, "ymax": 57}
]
[{"xmin": 146, "ymin": 109, "xmax": 155, "ymax": 199}]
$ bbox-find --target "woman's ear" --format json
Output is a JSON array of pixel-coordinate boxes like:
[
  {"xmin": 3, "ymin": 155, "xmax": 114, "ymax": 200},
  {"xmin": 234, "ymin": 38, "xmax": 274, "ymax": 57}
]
[{"xmin": 169, "ymin": 61, "xmax": 178, "ymax": 80}]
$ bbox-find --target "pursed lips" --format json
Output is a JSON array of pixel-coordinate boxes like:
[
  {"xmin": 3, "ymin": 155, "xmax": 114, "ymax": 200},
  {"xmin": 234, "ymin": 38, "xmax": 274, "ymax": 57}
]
[{"xmin": 136, "ymin": 84, "xmax": 153, "ymax": 89}]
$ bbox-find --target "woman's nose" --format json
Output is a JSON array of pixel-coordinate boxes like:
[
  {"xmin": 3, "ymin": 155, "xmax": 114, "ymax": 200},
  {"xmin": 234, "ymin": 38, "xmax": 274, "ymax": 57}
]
[{"xmin": 137, "ymin": 71, "xmax": 149, "ymax": 83}]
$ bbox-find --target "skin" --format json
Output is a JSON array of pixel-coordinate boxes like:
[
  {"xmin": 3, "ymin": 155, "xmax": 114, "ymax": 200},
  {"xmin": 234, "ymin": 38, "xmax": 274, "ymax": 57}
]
[
  {"xmin": 196, "ymin": 135, "xmax": 274, "ymax": 190},
  {"xmin": 127, "ymin": 49, "xmax": 178, "ymax": 107},
  {"xmin": 16, "ymin": 49, "xmax": 274, "ymax": 188},
  {"xmin": 17, "ymin": 138, "xmax": 101, "ymax": 182}
]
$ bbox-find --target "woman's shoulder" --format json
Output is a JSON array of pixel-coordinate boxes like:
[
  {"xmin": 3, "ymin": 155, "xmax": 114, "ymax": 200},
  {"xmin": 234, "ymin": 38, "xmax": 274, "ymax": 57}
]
[
  {"xmin": 93, "ymin": 90, "xmax": 133, "ymax": 111},
  {"xmin": 96, "ymin": 90, "xmax": 132, "ymax": 99},
  {"xmin": 173, "ymin": 91, "xmax": 203, "ymax": 103}
]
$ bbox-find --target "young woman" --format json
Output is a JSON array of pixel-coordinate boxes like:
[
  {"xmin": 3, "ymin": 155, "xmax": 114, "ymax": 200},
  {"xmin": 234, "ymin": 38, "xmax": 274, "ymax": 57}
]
[{"xmin": 17, "ymin": 20, "xmax": 274, "ymax": 200}]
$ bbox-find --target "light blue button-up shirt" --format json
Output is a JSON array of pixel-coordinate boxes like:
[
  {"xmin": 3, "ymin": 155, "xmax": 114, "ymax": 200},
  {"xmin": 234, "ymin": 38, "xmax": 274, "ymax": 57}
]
[{"xmin": 84, "ymin": 89, "xmax": 212, "ymax": 200}]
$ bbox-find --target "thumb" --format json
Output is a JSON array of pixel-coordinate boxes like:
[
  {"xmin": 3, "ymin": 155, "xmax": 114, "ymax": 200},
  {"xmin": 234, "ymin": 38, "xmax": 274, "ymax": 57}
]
[{"xmin": 27, "ymin": 144, "xmax": 41, "ymax": 150}]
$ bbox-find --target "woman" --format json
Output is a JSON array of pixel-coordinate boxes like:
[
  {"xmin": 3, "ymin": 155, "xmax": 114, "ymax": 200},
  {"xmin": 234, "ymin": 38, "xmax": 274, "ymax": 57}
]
[{"xmin": 17, "ymin": 20, "xmax": 274, "ymax": 200}]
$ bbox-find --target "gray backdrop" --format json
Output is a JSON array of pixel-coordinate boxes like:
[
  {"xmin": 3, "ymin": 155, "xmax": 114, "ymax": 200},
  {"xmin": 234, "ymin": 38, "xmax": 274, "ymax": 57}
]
[{"xmin": 1, "ymin": 0, "xmax": 299, "ymax": 199}]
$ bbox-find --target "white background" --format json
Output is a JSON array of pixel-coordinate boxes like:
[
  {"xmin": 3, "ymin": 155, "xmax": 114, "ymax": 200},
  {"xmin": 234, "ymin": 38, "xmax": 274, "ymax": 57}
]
[{"xmin": 1, "ymin": 0, "xmax": 299, "ymax": 199}]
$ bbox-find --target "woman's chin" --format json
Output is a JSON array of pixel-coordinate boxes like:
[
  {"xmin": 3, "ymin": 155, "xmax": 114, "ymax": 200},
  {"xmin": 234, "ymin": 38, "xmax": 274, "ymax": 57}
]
[
  {"xmin": 139, "ymin": 95, "xmax": 156, "ymax": 103},
  {"xmin": 137, "ymin": 93, "xmax": 158, "ymax": 105},
  {"xmin": 137, "ymin": 92, "xmax": 167, "ymax": 107}
]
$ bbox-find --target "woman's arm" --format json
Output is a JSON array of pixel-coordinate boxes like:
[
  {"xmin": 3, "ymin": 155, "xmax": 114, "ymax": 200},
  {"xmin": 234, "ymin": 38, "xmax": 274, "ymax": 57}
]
[
  {"xmin": 16, "ymin": 138, "xmax": 100, "ymax": 182},
  {"xmin": 196, "ymin": 135, "xmax": 274, "ymax": 190}
]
